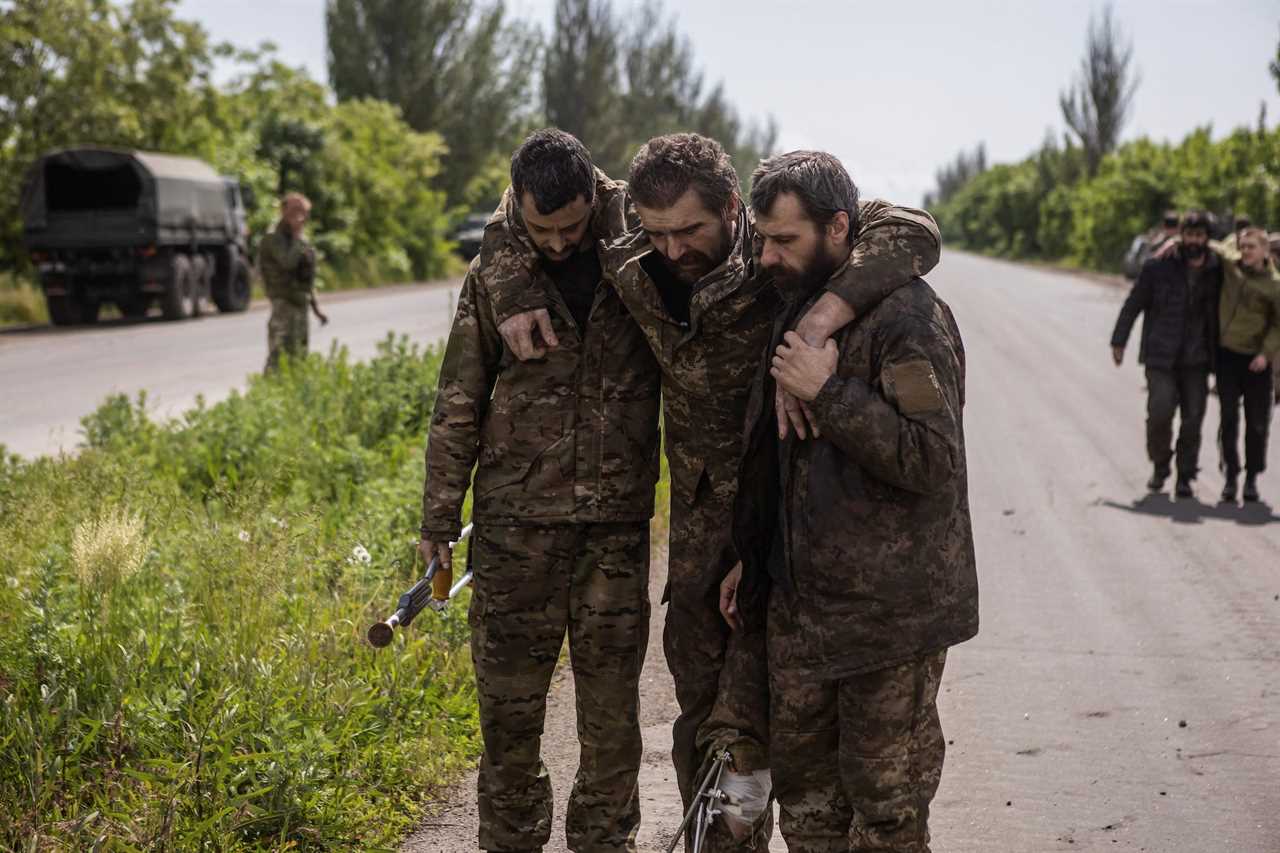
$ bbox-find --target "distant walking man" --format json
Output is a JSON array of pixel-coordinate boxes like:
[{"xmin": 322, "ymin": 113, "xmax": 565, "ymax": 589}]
[
  {"xmin": 1111, "ymin": 210, "xmax": 1222, "ymax": 497},
  {"xmin": 260, "ymin": 192, "xmax": 326, "ymax": 372}
]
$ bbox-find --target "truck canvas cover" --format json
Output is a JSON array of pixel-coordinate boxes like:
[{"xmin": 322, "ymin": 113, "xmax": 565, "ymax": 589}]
[{"xmin": 21, "ymin": 147, "xmax": 233, "ymax": 250}]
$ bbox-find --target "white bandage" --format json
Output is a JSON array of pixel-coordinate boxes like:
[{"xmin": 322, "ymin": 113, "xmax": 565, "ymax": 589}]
[{"xmin": 717, "ymin": 768, "xmax": 772, "ymax": 840}]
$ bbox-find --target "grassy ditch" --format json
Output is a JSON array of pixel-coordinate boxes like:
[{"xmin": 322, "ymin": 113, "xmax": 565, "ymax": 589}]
[{"xmin": 0, "ymin": 337, "xmax": 480, "ymax": 851}]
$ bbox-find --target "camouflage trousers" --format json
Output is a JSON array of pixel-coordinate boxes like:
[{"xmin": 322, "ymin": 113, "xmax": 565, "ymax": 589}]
[
  {"xmin": 264, "ymin": 298, "xmax": 308, "ymax": 372},
  {"xmin": 769, "ymin": 648, "xmax": 948, "ymax": 853},
  {"xmin": 469, "ymin": 522, "xmax": 651, "ymax": 853},
  {"xmin": 665, "ymin": 487, "xmax": 771, "ymax": 851}
]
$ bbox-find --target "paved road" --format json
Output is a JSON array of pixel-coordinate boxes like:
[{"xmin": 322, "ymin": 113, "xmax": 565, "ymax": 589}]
[
  {"xmin": 0, "ymin": 282, "xmax": 460, "ymax": 457},
  {"xmin": 407, "ymin": 252, "xmax": 1280, "ymax": 853}
]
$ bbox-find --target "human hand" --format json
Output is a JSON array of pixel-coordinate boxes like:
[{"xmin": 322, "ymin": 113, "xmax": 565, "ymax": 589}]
[
  {"xmin": 719, "ymin": 562, "xmax": 743, "ymax": 631},
  {"xmin": 771, "ymin": 332, "xmax": 838, "ymax": 403},
  {"xmin": 1249, "ymin": 353, "xmax": 1269, "ymax": 373},
  {"xmin": 775, "ymin": 386, "xmax": 820, "ymax": 440},
  {"xmin": 419, "ymin": 537, "xmax": 454, "ymax": 600},
  {"xmin": 1153, "ymin": 237, "xmax": 1180, "ymax": 260},
  {"xmin": 1112, "ymin": 346, "xmax": 1124, "ymax": 367},
  {"xmin": 498, "ymin": 308, "xmax": 559, "ymax": 361}
]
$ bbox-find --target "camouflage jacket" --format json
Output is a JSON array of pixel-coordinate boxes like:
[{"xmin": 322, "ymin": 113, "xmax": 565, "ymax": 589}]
[
  {"xmin": 258, "ymin": 223, "xmax": 314, "ymax": 306},
  {"xmin": 734, "ymin": 276, "xmax": 979, "ymax": 679},
  {"xmin": 596, "ymin": 200, "xmax": 942, "ymax": 514},
  {"xmin": 420, "ymin": 191, "xmax": 660, "ymax": 540}
]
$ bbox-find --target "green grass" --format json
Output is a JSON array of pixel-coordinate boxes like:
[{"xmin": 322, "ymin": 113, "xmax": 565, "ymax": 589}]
[
  {"xmin": 0, "ymin": 272, "xmax": 48, "ymax": 325},
  {"xmin": 0, "ymin": 337, "xmax": 481, "ymax": 851}
]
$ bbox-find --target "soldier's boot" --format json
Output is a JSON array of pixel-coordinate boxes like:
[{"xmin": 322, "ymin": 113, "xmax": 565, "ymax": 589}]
[
  {"xmin": 1221, "ymin": 474, "xmax": 1238, "ymax": 503},
  {"xmin": 1175, "ymin": 475, "xmax": 1194, "ymax": 499},
  {"xmin": 1243, "ymin": 473, "xmax": 1261, "ymax": 503},
  {"xmin": 1147, "ymin": 466, "xmax": 1169, "ymax": 492}
]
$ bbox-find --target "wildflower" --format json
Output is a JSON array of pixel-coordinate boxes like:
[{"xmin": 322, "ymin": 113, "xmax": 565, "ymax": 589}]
[
  {"xmin": 72, "ymin": 510, "xmax": 147, "ymax": 592},
  {"xmin": 351, "ymin": 544, "xmax": 372, "ymax": 565},
  {"xmin": 238, "ymin": 530, "xmax": 251, "ymax": 543}
]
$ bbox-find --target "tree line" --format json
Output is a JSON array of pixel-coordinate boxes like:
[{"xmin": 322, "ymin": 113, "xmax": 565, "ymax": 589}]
[
  {"xmin": 0, "ymin": 0, "xmax": 775, "ymax": 284},
  {"xmin": 925, "ymin": 6, "xmax": 1280, "ymax": 272}
]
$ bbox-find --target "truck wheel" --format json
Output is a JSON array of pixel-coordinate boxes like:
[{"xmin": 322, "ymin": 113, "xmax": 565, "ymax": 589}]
[
  {"xmin": 160, "ymin": 255, "xmax": 194, "ymax": 321},
  {"xmin": 214, "ymin": 258, "xmax": 251, "ymax": 312}
]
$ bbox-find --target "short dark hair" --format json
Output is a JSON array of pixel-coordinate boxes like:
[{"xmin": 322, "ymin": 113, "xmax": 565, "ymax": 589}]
[
  {"xmin": 750, "ymin": 150, "xmax": 860, "ymax": 241},
  {"xmin": 628, "ymin": 133, "xmax": 738, "ymax": 215},
  {"xmin": 1235, "ymin": 214, "xmax": 1253, "ymax": 230},
  {"xmin": 1181, "ymin": 209, "xmax": 1211, "ymax": 234},
  {"xmin": 1162, "ymin": 210, "xmax": 1180, "ymax": 228},
  {"xmin": 510, "ymin": 128, "xmax": 595, "ymax": 215}
]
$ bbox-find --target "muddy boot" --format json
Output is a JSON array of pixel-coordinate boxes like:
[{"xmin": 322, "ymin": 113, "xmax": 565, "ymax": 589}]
[
  {"xmin": 1243, "ymin": 473, "xmax": 1260, "ymax": 503},
  {"xmin": 1175, "ymin": 475, "xmax": 1193, "ymax": 499},
  {"xmin": 1147, "ymin": 466, "xmax": 1169, "ymax": 492},
  {"xmin": 1221, "ymin": 474, "xmax": 1238, "ymax": 503}
]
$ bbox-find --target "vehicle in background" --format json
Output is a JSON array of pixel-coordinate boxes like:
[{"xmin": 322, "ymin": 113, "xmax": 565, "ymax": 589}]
[
  {"xmin": 20, "ymin": 147, "xmax": 254, "ymax": 325},
  {"xmin": 449, "ymin": 212, "xmax": 488, "ymax": 261}
]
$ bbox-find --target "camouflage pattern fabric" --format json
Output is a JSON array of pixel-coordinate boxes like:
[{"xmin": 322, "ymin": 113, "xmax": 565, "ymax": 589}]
[
  {"xmin": 419, "ymin": 243, "xmax": 660, "ymax": 541},
  {"xmin": 264, "ymin": 298, "xmax": 308, "ymax": 372},
  {"xmin": 481, "ymin": 183, "xmax": 943, "ymax": 844},
  {"xmin": 257, "ymin": 222, "xmax": 314, "ymax": 307},
  {"xmin": 769, "ymin": 650, "xmax": 947, "ymax": 852},
  {"xmin": 468, "ymin": 522, "xmax": 651, "ymax": 853}
]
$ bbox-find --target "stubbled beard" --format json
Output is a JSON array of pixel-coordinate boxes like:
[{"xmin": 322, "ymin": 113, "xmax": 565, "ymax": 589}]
[
  {"xmin": 769, "ymin": 243, "xmax": 843, "ymax": 293},
  {"xmin": 660, "ymin": 219, "xmax": 733, "ymax": 283},
  {"xmin": 1183, "ymin": 243, "xmax": 1207, "ymax": 260}
]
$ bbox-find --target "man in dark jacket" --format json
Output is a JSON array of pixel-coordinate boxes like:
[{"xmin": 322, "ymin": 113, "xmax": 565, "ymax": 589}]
[
  {"xmin": 1111, "ymin": 210, "xmax": 1222, "ymax": 497},
  {"xmin": 725, "ymin": 151, "xmax": 978, "ymax": 853}
]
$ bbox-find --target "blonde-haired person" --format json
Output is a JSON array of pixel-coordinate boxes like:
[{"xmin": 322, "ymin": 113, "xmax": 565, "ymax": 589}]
[{"xmin": 1214, "ymin": 226, "xmax": 1280, "ymax": 502}]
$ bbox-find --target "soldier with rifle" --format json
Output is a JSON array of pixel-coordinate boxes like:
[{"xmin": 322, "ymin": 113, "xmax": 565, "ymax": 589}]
[{"xmin": 259, "ymin": 192, "xmax": 327, "ymax": 372}]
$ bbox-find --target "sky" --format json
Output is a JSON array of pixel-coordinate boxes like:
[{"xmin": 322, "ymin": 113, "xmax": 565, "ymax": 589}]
[{"xmin": 176, "ymin": 0, "xmax": 1280, "ymax": 205}]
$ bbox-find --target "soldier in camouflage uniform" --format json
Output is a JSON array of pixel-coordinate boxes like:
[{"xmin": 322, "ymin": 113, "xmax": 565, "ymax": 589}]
[
  {"xmin": 726, "ymin": 151, "xmax": 978, "ymax": 852},
  {"xmin": 259, "ymin": 192, "xmax": 326, "ymax": 372},
  {"xmin": 489, "ymin": 134, "xmax": 940, "ymax": 849},
  {"xmin": 419, "ymin": 130, "xmax": 660, "ymax": 853}
]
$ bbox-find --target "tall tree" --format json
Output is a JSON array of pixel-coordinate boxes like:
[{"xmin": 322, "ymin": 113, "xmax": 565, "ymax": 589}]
[
  {"xmin": 325, "ymin": 0, "xmax": 540, "ymax": 205},
  {"xmin": 1059, "ymin": 3, "xmax": 1139, "ymax": 177}
]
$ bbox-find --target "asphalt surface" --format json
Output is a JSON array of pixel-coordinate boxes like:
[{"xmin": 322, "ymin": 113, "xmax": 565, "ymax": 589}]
[
  {"xmin": 4, "ymin": 255, "xmax": 1278, "ymax": 851},
  {"xmin": 0, "ymin": 282, "xmax": 460, "ymax": 457}
]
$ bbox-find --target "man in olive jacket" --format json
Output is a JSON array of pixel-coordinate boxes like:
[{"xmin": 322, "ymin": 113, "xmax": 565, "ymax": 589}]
[
  {"xmin": 259, "ymin": 192, "xmax": 326, "ymax": 372},
  {"xmin": 420, "ymin": 130, "xmax": 660, "ymax": 853},
  {"xmin": 727, "ymin": 151, "xmax": 977, "ymax": 853},
  {"xmin": 1111, "ymin": 210, "xmax": 1222, "ymax": 497}
]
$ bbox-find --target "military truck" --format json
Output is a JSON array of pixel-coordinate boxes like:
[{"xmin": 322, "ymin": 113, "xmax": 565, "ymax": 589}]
[{"xmin": 20, "ymin": 147, "xmax": 254, "ymax": 325}]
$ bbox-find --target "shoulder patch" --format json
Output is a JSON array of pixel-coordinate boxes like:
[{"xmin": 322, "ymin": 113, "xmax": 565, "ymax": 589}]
[{"xmin": 883, "ymin": 359, "xmax": 944, "ymax": 416}]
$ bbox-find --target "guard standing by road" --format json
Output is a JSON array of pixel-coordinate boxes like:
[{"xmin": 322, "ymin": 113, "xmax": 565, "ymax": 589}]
[
  {"xmin": 1111, "ymin": 210, "xmax": 1222, "ymax": 498},
  {"xmin": 259, "ymin": 192, "xmax": 327, "ymax": 372}
]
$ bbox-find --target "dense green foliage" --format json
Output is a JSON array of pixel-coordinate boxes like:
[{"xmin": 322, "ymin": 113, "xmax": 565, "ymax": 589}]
[
  {"xmin": 542, "ymin": 0, "xmax": 777, "ymax": 186},
  {"xmin": 0, "ymin": 339, "xmax": 483, "ymax": 850},
  {"xmin": 0, "ymin": 0, "xmax": 455, "ymax": 289},
  {"xmin": 933, "ymin": 125, "xmax": 1280, "ymax": 271}
]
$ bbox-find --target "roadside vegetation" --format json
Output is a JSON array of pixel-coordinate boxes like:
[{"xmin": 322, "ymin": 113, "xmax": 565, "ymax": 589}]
[
  {"xmin": 925, "ymin": 6, "xmax": 1280, "ymax": 272},
  {"xmin": 0, "ymin": 338, "xmax": 672, "ymax": 850},
  {"xmin": 0, "ymin": 339, "xmax": 473, "ymax": 850}
]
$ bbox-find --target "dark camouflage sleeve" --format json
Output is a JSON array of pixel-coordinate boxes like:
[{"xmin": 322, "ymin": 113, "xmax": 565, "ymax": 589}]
[
  {"xmin": 420, "ymin": 260, "xmax": 504, "ymax": 539},
  {"xmin": 823, "ymin": 200, "xmax": 941, "ymax": 315},
  {"xmin": 809, "ymin": 307, "xmax": 964, "ymax": 495},
  {"xmin": 1111, "ymin": 264, "xmax": 1154, "ymax": 348}
]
